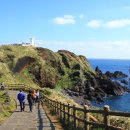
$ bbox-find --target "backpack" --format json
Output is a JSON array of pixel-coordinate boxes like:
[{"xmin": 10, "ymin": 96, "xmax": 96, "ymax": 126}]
[
  {"xmin": 32, "ymin": 93, "xmax": 36, "ymax": 99},
  {"xmin": 27, "ymin": 93, "xmax": 34, "ymax": 102}
]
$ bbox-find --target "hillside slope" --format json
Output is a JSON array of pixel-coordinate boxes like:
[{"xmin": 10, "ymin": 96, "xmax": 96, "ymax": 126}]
[{"xmin": 0, "ymin": 45, "xmax": 128, "ymax": 102}]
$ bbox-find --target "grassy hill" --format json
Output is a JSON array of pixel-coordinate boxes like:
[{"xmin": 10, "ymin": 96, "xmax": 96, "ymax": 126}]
[
  {"xmin": 0, "ymin": 45, "xmax": 41, "ymax": 88},
  {"xmin": 0, "ymin": 44, "xmax": 128, "ymax": 102},
  {"xmin": 0, "ymin": 45, "xmax": 95, "ymax": 90}
]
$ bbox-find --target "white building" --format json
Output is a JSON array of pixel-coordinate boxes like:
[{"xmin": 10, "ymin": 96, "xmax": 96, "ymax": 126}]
[{"xmin": 22, "ymin": 37, "xmax": 36, "ymax": 47}]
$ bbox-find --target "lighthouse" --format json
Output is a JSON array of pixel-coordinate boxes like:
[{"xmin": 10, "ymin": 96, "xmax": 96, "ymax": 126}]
[
  {"xmin": 29, "ymin": 37, "xmax": 35, "ymax": 47},
  {"xmin": 21, "ymin": 36, "xmax": 36, "ymax": 47}
]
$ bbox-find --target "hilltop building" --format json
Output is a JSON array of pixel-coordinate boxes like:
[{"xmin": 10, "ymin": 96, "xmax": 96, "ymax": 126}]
[{"xmin": 22, "ymin": 37, "xmax": 36, "ymax": 47}]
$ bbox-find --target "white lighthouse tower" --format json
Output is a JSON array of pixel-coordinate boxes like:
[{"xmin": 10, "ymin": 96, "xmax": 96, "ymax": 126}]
[{"xmin": 29, "ymin": 37, "xmax": 35, "ymax": 47}]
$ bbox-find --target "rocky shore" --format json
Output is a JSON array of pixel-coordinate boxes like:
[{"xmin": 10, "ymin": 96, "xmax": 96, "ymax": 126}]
[{"xmin": 63, "ymin": 67, "xmax": 130, "ymax": 106}]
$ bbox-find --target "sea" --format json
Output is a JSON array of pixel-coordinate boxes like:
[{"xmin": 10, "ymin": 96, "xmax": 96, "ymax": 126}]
[{"xmin": 88, "ymin": 59, "xmax": 130, "ymax": 112}]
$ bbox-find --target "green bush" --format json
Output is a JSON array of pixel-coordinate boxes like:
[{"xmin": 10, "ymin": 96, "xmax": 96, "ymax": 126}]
[{"xmin": 44, "ymin": 88, "xmax": 51, "ymax": 96}]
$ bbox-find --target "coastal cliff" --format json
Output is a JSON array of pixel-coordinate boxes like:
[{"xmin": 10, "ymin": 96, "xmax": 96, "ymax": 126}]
[{"xmin": 0, "ymin": 45, "xmax": 129, "ymax": 103}]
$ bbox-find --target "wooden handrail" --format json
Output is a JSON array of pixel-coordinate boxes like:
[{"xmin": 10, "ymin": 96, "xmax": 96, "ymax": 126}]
[
  {"xmin": 44, "ymin": 95, "xmax": 128, "ymax": 130},
  {"xmin": 6, "ymin": 84, "xmax": 128, "ymax": 130}
]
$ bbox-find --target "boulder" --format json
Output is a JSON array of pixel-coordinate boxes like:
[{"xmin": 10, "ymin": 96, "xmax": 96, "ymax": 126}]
[
  {"xmin": 84, "ymin": 95, "xmax": 88, "ymax": 99},
  {"xmin": 105, "ymin": 71, "xmax": 113, "ymax": 78},
  {"xmin": 70, "ymin": 71, "xmax": 80, "ymax": 78},
  {"xmin": 120, "ymin": 79, "xmax": 128, "ymax": 85},
  {"xmin": 105, "ymin": 71, "xmax": 128, "ymax": 79},
  {"xmin": 73, "ymin": 92, "xmax": 79, "ymax": 96},
  {"xmin": 74, "ymin": 86, "xmax": 80, "ymax": 92},
  {"xmin": 113, "ymin": 71, "xmax": 128, "ymax": 78},
  {"xmin": 72, "ymin": 64, "xmax": 81, "ymax": 70}
]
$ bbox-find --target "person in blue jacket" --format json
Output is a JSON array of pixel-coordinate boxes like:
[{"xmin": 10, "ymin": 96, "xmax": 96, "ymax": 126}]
[{"xmin": 17, "ymin": 90, "xmax": 25, "ymax": 112}]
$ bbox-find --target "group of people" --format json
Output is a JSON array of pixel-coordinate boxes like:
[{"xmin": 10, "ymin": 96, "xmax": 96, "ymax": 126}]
[{"xmin": 17, "ymin": 89, "xmax": 41, "ymax": 112}]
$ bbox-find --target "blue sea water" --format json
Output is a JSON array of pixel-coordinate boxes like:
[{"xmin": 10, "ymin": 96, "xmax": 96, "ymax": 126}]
[{"xmin": 88, "ymin": 59, "xmax": 130, "ymax": 112}]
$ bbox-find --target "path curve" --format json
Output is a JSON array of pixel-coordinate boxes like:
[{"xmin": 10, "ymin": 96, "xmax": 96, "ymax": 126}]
[{"xmin": 0, "ymin": 91, "xmax": 55, "ymax": 130}]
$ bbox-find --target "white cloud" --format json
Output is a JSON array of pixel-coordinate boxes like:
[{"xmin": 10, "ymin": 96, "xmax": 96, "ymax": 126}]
[
  {"xmin": 104, "ymin": 19, "xmax": 130, "ymax": 28},
  {"xmin": 86, "ymin": 20, "xmax": 102, "ymax": 28},
  {"xmin": 36, "ymin": 39, "xmax": 130, "ymax": 59},
  {"xmin": 79, "ymin": 14, "xmax": 84, "ymax": 19},
  {"xmin": 52, "ymin": 15, "xmax": 76, "ymax": 25},
  {"xmin": 87, "ymin": 19, "xmax": 130, "ymax": 28}
]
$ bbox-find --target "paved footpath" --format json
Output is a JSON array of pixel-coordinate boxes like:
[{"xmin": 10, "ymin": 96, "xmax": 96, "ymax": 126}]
[{"xmin": 0, "ymin": 91, "xmax": 55, "ymax": 130}]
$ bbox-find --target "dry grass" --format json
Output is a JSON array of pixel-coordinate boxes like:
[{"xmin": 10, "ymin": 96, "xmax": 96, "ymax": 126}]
[
  {"xmin": 0, "ymin": 94, "xmax": 16, "ymax": 125},
  {"xmin": 44, "ymin": 88, "xmax": 80, "ymax": 107},
  {"xmin": 44, "ymin": 88, "xmax": 130, "ymax": 130}
]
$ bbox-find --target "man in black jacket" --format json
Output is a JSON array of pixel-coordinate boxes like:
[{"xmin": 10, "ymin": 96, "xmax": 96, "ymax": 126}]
[{"xmin": 27, "ymin": 90, "xmax": 34, "ymax": 112}]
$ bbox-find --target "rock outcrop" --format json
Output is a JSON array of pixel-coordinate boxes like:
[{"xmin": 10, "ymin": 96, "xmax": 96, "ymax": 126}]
[
  {"xmin": 64, "ymin": 67, "xmax": 129, "ymax": 103},
  {"xmin": 105, "ymin": 71, "xmax": 128, "ymax": 79}
]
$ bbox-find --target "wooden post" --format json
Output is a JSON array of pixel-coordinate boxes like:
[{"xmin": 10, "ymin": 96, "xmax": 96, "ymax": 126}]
[
  {"xmin": 84, "ymin": 105, "xmax": 89, "ymax": 130},
  {"xmin": 54, "ymin": 100, "xmax": 55, "ymax": 112},
  {"xmin": 63, "ymin": 103, "xmax": 65, "ymax": 121},
  {"xmin": 57, "ymin": 101, "xmax": 59, "ymax": 115},
  {"xmin": 60, "ymin": 102, "xmax": 62, "ymax": 118},
  {"xmin": 50, "ymin": 100, "xmax": 52, "ymax": 108},
  {"xmin": 54, "ymin": 101, "xmax": 56, "ymax": 113},
  {"xmin": 55, "ymin": 101, "xmax": 57, "ymax": 113},
  {"xmin": 52, "ymin": 100, "xmax": 54, "ymax": 112},
  {"xmin": 68, "ymin": 104, "xmax": 70, "ymax": 122},
  {"xmin": 57, "ymin": 101, "xmax": 60, "ymax": 115},
  {"xmin": 70, "ymin": 107, "xmax": 72, "ymax": 122},
  {"xmin": 56, "ymin": 100, "xmax": 58, "ymax": 113},
  {"xmin": 104, "ymin": 105, "xmax": 110, "ymax": 130},
  {"xmin": 73, "ymin": 105, "xmax": 77, "ymax": 128}
]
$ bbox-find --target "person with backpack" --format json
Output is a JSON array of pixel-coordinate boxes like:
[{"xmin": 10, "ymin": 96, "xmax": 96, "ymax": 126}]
[
  {"xmin": 27, "ymin": 90, "xmax": 34, "ymax": 112},
  {"xmin": 17, "ymin": 90, "xmax": 25, "ymax": 112}
]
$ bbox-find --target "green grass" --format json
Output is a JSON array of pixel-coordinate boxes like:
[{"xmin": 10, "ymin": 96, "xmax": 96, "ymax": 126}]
[
  {"xmin": 0, "ymin": 45, "xmax": 42, "ymax": 86},
  {"xmin": 0, "ymin": 91, "xmax": 16, "ymax": 124},
  {"xmin": 43, "ymin": 88, "xmax": 80, "ymax": 107},
  {"xmin": 93, "ymin": 128, "xmax": 104, "ymax": 130}
]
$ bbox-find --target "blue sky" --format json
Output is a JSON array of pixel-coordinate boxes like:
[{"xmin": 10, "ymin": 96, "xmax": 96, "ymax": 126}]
[{"xmin": 0, "ymin": 0, "xmax": 130, "ymax": 59}]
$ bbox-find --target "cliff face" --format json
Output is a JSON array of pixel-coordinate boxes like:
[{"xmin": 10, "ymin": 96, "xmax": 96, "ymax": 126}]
[
  {"xmin": 0, "ymin": 45, "xmax": 128, "ymax": 102},
  {"xmin": 35, "ymin": 48, "xmax": 95, "ymax": 89}
]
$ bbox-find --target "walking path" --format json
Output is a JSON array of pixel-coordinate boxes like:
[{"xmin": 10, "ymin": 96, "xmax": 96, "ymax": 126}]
[{"xmin": 0, "ymin": 91, "xmax": 55, "ymax": 130}]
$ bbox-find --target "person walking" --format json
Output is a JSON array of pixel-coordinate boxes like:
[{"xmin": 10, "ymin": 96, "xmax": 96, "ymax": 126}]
[
  {"xmin": 36, "ymin": 90, "xmax": 40, "ymax": 108},
  {"xmin": 27, "ymin": 90, "xmax": 34, "ymax": 112},
  {"xmin": 17, "ymin": 90, "xmax": 25, "ymax": 112}
]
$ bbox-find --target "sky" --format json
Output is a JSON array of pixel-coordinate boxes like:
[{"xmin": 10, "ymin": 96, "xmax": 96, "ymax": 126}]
[{"xmin": 0, "ymin": 0, "xmax": 130, "ymax": 59}]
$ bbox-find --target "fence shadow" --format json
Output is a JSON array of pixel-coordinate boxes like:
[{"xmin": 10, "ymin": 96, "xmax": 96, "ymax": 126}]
[{"xmin": 37, "ymin": 106, "xmax": 56, "ymax": 130}]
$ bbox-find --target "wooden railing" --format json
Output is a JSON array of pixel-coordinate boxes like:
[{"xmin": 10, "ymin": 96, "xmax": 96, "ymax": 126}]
[
  {"xmin": 5, "ymin": 83, "xmax": 31, "ymax": 91},
  {"xmin": 5, "ymin": 83, "xmax": 43, "ymax": 92},
  {"xmin": 5, "ymin": 84, "xmax": 130, "ymax": 130},
  {"xmin": 43, "ymin": 95, "xmax": 130, "ymax": 130}
]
